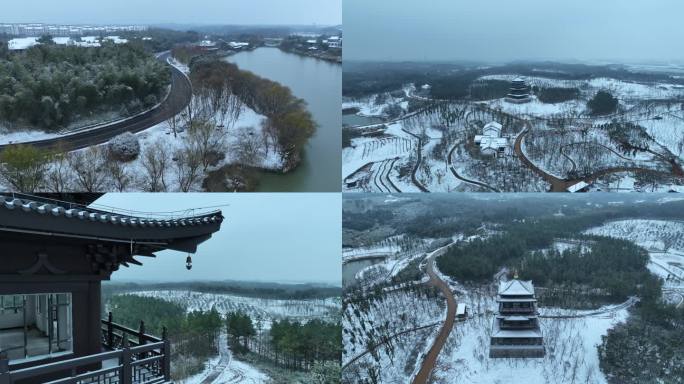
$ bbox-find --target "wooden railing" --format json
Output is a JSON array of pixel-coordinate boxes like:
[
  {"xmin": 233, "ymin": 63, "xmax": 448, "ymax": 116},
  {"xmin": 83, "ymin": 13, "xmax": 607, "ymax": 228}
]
[{"xmin": 0, "ymin": 313, "xmax": 170, "ymax": 384}]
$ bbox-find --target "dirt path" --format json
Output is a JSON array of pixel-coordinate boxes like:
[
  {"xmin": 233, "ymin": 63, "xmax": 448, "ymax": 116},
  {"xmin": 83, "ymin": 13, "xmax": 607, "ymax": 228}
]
[
  {"xmin": 514, "ymin": 120, "xmax": 680, "ymax": 191},
  {"xmin": 401, "ymin": 128, "xmax": 430, "ymax": 192},
  {"xmin": 514, "ymin": 124, "xmax": 569, "ymax": 192},
  {"xmin": 412, "ymin": 244, "xmax": 457, "ymax": 384}
]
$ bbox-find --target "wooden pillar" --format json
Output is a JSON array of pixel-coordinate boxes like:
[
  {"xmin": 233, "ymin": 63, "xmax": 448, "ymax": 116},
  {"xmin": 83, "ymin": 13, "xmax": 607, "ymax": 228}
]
[
  {"xmin": 121, "ymin": 335, "xmax": 132, "ymax": 384},
  {"xmin": 138, "ymin": 320, "xmax": 146, "ymax": 346},
  {"xmin": 0, "ymin": 352, "xmax": 10, "ymax": 384},
  {"xmin": 107, "ymin": 312, "xmax": 113, "ymax": 349},
  {"xmin": 162, "ymin": 327, "xmax": 171, "ymax": 381}
]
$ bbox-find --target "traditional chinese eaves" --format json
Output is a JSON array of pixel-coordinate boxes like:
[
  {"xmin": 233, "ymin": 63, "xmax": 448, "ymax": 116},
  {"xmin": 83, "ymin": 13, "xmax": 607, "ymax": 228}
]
[{"xmin": 0, "ymin": 195, "xmax": 224, "ymax": 278}]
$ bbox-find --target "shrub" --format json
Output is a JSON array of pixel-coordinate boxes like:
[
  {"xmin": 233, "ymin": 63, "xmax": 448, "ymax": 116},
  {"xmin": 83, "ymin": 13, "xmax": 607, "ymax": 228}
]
[{"xmin": 108, "ymin": 132, "xmax": 140, "ymax": 162}]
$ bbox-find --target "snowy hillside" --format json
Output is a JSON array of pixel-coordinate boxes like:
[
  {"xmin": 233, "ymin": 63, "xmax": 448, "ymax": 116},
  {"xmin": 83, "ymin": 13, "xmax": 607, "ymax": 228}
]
[{"xmin": 126, "ymin": 290, "xmax": 341, "ymax": 328}]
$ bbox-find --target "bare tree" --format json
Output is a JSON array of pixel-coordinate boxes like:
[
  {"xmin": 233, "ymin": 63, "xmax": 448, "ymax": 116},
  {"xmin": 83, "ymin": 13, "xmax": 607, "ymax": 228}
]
[
  {"xmin": 187, "ymin": 120, "xmax": 228, "ymax": 171},
  {"xmin": 231, "ymin": 127, "xmax": 266, "ymax": 167},
  {"xmin": 45, "ymin": 153, "xmax": 73, "ymax": 192},
  {"xmin": 174, "ymin": 146, "xmax": 202, "ymax": 192},
  {"xmin": 67, "ymin": 147, "xmax": 107, "ymax": 192},
  {"xmin": 140, "ymin": 140, "xmax": 171, "ymax": 192},
  {"xmin": 107, "ymin": 160, "xmax": 132, "ymax": 192}
]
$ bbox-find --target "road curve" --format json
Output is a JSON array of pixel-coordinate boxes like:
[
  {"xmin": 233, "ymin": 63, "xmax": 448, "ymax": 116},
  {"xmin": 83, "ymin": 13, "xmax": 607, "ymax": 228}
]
[
  {"xmin": 412, "ymin": 244, "xmax": 457, "ymax": 384},
  {"xmin": 513, "ymin": 124, "xmax": 569, "ymax": 192},
  {"xmin": 447, "ymin": 140, "xmax": 500, "ymax": 192},
  {"xmin": 0, "ymin": 52, "xmax": 192, "ymax": 153}
]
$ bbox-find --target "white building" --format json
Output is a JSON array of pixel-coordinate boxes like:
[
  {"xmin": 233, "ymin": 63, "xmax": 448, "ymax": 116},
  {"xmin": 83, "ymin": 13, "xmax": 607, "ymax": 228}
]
[
  {"xmin": 327, "ymin": 36, "xmax": 342, "ymax": 48},
  {"xmin": 474, "ymin": 121, "xmax": 508, "ymax": 157},
  {"xmin": 228, "ymin": 41, "xmax": 249, "ymax": 50}
]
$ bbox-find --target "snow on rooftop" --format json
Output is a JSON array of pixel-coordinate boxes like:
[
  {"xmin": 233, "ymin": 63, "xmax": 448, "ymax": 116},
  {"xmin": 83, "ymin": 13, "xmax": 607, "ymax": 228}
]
[
  {"xmin": 567, "ymin": 181, "xmax": 590, "ymax": 193},
  {"xmin": 457, "ymin": 303, "xmax": 466, "ymax": 314},
  {"xmin": 103, "ymin": 36, "xmax": 128, "ymax": 44},
  {"xmin": 7, "ymin": 37, "xmax": 38, "ymax": 50},
  {"xmin": 498, "ymin": 279, "xmax": 535, "ymax": 296},
  {"xmin": 228, "ymin": 41, "xmax": 249, "ymax": 49},
  {"xmin": 484, "ymin": 121, "xmax": 503, "ymax": 130}
]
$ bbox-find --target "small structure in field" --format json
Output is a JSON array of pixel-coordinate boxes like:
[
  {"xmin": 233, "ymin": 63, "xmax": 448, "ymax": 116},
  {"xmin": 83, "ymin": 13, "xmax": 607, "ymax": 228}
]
[
  {"xmin": 490, "ymin": 279, "xmax": 545, "ymax": 358},
  {"xmin": 456, "ymin": 303, "xmax": 468, "ymax": 321}
]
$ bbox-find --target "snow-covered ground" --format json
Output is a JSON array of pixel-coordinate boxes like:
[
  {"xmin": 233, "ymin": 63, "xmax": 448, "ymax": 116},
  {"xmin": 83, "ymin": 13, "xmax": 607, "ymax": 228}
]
[
  {"xmin": 179, "ymin": 333, "xmax": 268, "ymax": 384},
  {"xmin": 479, "ymin": 74, "xmax": 684, "ymax": 101},
  {"xmin": 127, "ymin": 290, "xmax": 341, "ymax": 329},
  {"xmin": 433, "ymin": 307, "xmax": 629, "ymax": 384},
  {"xmin": 343, "ymin": 288, "xmax": 445, "ymax": 382},
  {"xmin": 343, "ymin": 74, "xmax": 684, "ymax": 193}
]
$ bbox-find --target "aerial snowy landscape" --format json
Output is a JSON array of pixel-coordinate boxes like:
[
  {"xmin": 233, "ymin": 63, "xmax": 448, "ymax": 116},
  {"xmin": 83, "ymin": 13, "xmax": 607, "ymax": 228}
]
[
  {"xmin": 0, "ymin": 20, "xmax": 339, "ymax": 192},
  {"xmin": 342, "ymin": 194, "xmax": 684, "ymax": 383},
  {"xmin": 343, "ymin": 63, "xmax": 684, "ymax": 193},
  {"xmin": 105, "ymin": 282, "xmax": 342, "ymax": 384}
]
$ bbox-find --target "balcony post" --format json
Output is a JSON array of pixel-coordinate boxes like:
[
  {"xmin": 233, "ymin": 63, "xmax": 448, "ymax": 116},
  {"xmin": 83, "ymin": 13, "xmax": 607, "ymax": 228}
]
[
  {"xmin": 0, "ymin": 352, "xmax": 10, "ymax": 384},
  {"xmin": 162, "ymin": 326, "xmax": 171, "ymax": 381},
  {"xmin": 138, "ymin": 320, "xmax": 146, "ymax": 346},
  {"xmin": 107, "ymin": 312, "xmax": 114, "ymax": 349},
  {"xmin": 121, "ymin": 335, "xmax": 132, "ymax": 384}
]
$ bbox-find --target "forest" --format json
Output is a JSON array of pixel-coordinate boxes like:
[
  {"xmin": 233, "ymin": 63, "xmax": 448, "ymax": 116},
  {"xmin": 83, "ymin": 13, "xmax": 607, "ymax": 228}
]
[
  {"xmin": 599, "ymin": 300, "xmax": 684, "ymax": 384},
  {"xmin": 226, "ymin": 310, "xmax": 341, "ymax": 371},
  {"xmin": 0, "ymin": 42, "xmax": 169, "ymax": 130},
  {"xmin": 436, "ymin": 213, "xmax": 660, "ymax": 303}
]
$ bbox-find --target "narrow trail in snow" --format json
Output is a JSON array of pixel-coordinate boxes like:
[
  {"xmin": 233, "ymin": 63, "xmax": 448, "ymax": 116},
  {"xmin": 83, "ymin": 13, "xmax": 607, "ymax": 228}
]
[{"xmin": 412, "ymin": 243, "xmax": 457, "ymax": 384}]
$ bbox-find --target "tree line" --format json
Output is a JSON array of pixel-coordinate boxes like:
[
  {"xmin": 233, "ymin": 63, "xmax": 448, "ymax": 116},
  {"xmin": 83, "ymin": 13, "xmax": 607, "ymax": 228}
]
[
  {"xmin": 226, "ymin": 310, "xmax": 341, "ymax": 372},
  {"xmin": 189, "ymin": 59, "xmax": 316, "ymax": 171},
  {"xmin": 436, "ymin": 215, "xmax": 661, "ymax": 303},
  {"xmin": 0, "ymin": 42, "xmax": 169, "ymax": 130}
]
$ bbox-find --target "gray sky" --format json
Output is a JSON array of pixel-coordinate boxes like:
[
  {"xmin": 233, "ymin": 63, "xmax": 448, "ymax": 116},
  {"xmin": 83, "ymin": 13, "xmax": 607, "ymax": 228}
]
[
  {"xmin": 93, "ymin": 193, "xmax": 340, "ymax": 285},
  {"xmin": 2, "ymin": 0, "xmax": 341, "ymax": 26},
  {"xmin": 344, "ymin": 0, "xmax": 684, "ymax": 63}
]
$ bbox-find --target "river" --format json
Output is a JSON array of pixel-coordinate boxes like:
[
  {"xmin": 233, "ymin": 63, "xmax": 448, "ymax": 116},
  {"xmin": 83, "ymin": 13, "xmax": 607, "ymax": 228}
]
[{"xmin": 225, "ymin": 48, "xmax": 341, "ymax": 192}]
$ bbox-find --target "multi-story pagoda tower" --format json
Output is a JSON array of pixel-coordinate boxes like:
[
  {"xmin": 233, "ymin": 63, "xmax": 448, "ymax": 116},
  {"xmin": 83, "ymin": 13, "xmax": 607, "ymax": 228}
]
[
  {"xmin": 490, "ymin": 279, "xmax": 545, "ymax": 358},
  {"xmin": 505, "ymin": 77, "xmax": 531, "ymax": 103}
]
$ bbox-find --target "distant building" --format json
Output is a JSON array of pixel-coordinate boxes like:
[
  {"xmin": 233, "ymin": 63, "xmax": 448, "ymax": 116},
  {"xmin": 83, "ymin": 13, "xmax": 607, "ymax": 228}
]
[
  {"xmin": 0, "ymin": 23, "xmax": 146, "ymax": 37},
  {"xmin": 505, "ymin": 77, "xmax": 531, "ymax": 104},
  {"xmin": 474, "ymin": 121, "xmax": 508, "ymax": 157},
  {"xmin": 327, "ymin": 36, "xmax": 342, "ymax": 48},
  {"xmin": 8, "ymin": 35, "xmax": 130, "ymax": 50},
  {"xmin": 490, "ymin": 279, "xmax": 545, "ymax": 358},
  {"xmin": 228, "ymin": 41, "xmax": 249, "ymax": 50}
]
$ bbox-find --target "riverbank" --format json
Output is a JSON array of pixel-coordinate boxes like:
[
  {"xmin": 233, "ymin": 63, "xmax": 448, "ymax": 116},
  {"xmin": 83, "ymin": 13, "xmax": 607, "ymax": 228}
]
[
  {"xmin": 278, "ymin": 46, "xmax": 342, "ymax": 63},
  {"xmin": 225, "ymin": 47, "xmax": 342, "ymax": 192}
]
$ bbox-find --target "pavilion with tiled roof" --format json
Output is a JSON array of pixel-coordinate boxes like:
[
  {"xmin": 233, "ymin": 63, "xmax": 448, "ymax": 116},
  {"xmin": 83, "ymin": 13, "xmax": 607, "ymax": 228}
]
[{"xmin": 0, "ymin": 193, "xmax": 223, "ymax": 383}]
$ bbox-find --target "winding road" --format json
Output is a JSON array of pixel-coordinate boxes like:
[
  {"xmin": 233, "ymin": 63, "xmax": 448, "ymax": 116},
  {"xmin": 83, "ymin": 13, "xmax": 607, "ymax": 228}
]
[
  {"xmin": 0, "ymin": 52, "xmax": 192, "ymax": 153},
  {"xmin": 447, "ymin": 140, "xmax": 500, "ymax": 192},
  {"xmin": 412, "ymin": 243, "xmax": 457, "ymax": 384}
]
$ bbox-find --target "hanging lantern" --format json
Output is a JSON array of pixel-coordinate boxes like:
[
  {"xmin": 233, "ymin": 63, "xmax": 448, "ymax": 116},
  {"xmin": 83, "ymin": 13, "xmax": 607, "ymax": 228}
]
[{"xmin": 186, "ymin": 255, "xmax": 193, "ymax": 270}]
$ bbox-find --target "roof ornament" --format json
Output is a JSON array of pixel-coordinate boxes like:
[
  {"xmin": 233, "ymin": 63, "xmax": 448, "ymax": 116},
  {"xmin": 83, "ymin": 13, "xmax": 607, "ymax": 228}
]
[{"xmin": 186, "ymin": 254, "xmax": 193, "ymax": 270}]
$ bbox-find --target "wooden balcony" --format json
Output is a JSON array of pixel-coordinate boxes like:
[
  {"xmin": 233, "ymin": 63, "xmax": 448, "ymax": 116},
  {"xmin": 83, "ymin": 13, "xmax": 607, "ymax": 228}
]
[{"xmin": 0, "ymin": 313, "xmax": 170, "ymax": 384}]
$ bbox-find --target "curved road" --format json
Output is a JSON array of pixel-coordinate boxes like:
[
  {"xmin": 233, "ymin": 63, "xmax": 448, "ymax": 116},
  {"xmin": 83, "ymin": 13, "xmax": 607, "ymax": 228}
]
[
  {"xmin": 447, "ymin": 140, "xmax": 500, "ymax": 192},
  {"xmin": 0, "ymin": 52, "xmax": 192, "ymax": 153},
  {"xmin": 412, "ymin": 243, "xmax": 457, "ymax": 384}
]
